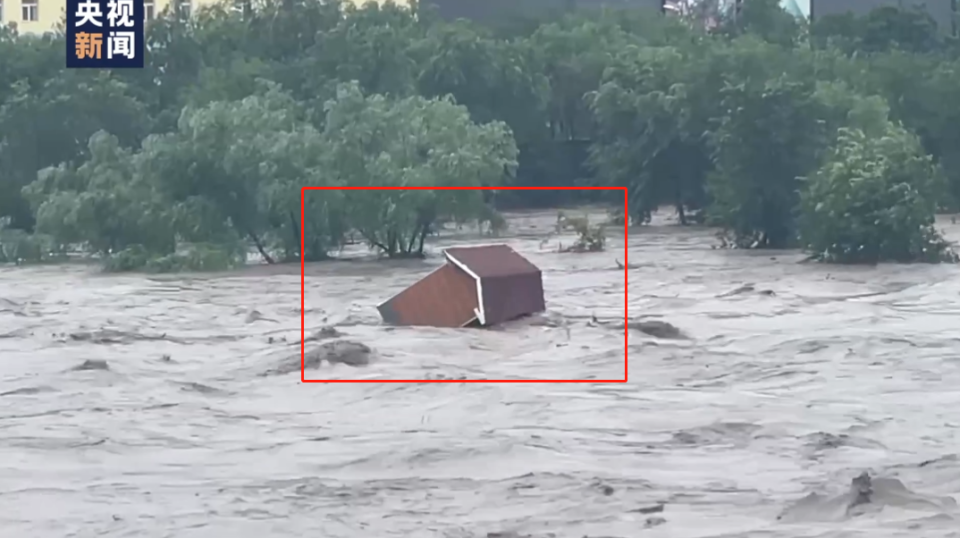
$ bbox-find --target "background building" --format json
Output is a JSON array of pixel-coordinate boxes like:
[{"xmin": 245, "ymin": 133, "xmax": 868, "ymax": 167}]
[
  {"xmin": 0, "ymin": 0, "xmax": 218, "ymax": 33},
  {"xmin": 780, "ymin": 0, "xmax": 807, "ymax": 17},
  {"xmin": 2, "ymin": 0, "xmax": 409, "ymax": 33},
  {"xmin": 4, "ymin": 0, "xmax": 954, "ymax": 38},
  {"xmin": 423, "ymin": 0, "xmax": 662, "ymax": 23}
]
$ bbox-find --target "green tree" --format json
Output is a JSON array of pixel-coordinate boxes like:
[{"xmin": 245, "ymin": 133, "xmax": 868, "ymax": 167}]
[
  {"xmin": 720, "ymin": 0, "xmax": 802, "ymax": 47},
  {"xmin": 519, "ymin": 11, "xmax": 660, "ymax": 206},
  {"xmin": 706, "ymin": 43, "xmax": 828, "ymax": 247},
  {"xmin": 23, "ymin": 132, "xmax": 176, "ymax": 257},
  {"xmin": 811, "ymin": 6, "xmax": 943, "ymax": 54},
  {"xmin": 590, "ymin": 42, "xmax": 714, "ymax": 224},
  {"xmin": 318, "ymin": 82, "xmax": 518, "ymax": 258},
  {"xmin": 859, "ymin": 52, "xmax": 960, "ymax": 208},
  {"xmin": 415, "ymin": 20, "xmax": 548, "ymax": 145},
  {"xmin": 137, "ymin": 82, "xmax": 339, "ymax": 263},
  {"xmin": 0, "ymin": 72, "xmax": 150, "ymax": 230},
  {"xmin": 301, "ymin": 0, "xmax": 427, "ymax": 103}
]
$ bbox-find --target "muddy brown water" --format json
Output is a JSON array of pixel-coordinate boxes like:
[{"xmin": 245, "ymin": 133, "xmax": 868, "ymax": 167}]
[{"xmin": 2, "ymin": 209, "xmax": 960, "ymax": 537}]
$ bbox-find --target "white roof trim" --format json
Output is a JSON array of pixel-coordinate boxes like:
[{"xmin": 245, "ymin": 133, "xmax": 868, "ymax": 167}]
[{"xmin": 444, "ymin": 251, "xmax": 486, "ymax": 326}]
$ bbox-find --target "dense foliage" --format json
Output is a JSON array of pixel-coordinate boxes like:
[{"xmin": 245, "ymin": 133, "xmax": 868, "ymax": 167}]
[
  {"xmin": 800, "ymin": 125, "xmax": 957, "ymax": 264},
  {"xmin": 0, "ymin": 0, "xmax": 957, "ymax": 270}
]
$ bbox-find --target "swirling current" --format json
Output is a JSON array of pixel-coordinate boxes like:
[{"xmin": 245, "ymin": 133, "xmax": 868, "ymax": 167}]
[{"xmin": 2, "ymin": 210, "xmax": 960, "ymax": 538}]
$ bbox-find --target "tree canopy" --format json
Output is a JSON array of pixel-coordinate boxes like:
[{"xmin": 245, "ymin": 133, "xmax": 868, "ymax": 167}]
[{"xmin": 0, "ymin": 0, "xmax": 957, "ymax": 270}]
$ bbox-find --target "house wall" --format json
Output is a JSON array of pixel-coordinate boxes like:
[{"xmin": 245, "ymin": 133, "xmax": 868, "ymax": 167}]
[
  {"xmin": 444, "ymin": 245, "xmax": 546, "ymax": 326},
  {"xmin": 377, "ymin": 264, "xmax": 480, "ymax": 328},
  {"xmin": 480, "ymin": 273, "xmax": 547, "ymax": 326}
]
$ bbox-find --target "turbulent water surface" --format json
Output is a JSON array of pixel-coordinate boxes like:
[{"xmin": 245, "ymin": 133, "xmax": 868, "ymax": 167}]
[{"xmin": 2, "ymin": 210, "xmax": 960, "ymax": 538}]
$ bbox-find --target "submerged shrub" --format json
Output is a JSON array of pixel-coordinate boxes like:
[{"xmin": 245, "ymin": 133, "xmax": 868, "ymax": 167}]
[
  {"xmin": 103, "ymin": 244, "xmax": 245, "ymax": 273},
  {"xmin": 0, "ymin": 217, "xmax": 66, "ymax": 265},
  {"xmin": 556, "ymin": 212, "xmax": 606, "ymax": 252},
  {"xmin": 799, "ymin": 126, "xmax": 957, "ymax": 264}
]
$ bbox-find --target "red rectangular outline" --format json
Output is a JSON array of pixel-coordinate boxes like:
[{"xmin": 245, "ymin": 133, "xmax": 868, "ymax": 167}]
[{"xmin": 300, "ymin": 186, "xmax": 628, "ymax": 383}]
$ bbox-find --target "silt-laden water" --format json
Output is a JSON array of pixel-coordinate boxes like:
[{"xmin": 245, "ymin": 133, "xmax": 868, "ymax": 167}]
[{"xmin": 2, "ymin": 210, "xmax": 960, "ymax": 537}]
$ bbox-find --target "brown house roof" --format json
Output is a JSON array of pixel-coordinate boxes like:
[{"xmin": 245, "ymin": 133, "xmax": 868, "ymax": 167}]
[
  {"xmin": 377, "ymin": 244, "xmax": 546, "ymax": 328},
  {"xmin": 443, "ymin": 245, "xmax": 541, "ymax": 278}
]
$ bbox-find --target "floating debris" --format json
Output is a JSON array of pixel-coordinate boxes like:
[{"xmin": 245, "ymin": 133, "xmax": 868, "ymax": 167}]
[
  {"xmin": 378, "ymin": 244, "xmax": 545, "ymax": 328},
  {"xmin": 71, "ymin": 359, "xmax": 109, "ymax": 371},
  {"xmin": 628, "ymin": 320, "xmax": 688, "ymax": 340},
  {"xmin": 304, "ymin": 326, "xmax": 344, "ymax": 342},
  {"xmin": 264, "ymin": 340, "xmax": 373, "ymax": 376},
  {"xmin": 244, "ymin": 310, "xmax": 277, "ymax": 324}
]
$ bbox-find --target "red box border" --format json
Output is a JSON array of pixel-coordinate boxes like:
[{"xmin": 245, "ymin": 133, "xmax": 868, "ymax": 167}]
[{"xmin": 300, "ymin": 186, "xmax": 628, "ymax": 383}]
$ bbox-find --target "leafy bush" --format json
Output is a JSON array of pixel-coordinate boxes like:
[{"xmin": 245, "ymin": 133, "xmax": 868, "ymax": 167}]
[
  {"xmin": 0, "ymin": 217, "xmax": 65, "ymax": 265},
  {"xmin": 799, "ymin": 126, "xmax": 956, "ymax": 264}
]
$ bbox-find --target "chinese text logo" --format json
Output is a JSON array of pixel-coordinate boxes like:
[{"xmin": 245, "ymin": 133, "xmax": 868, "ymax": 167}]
[{"xmin": 66, "ymin": 0, "xmax": 144, "ymax": 68}]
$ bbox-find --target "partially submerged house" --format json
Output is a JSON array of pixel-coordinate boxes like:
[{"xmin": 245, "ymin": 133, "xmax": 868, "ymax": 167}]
[{"xmin": 377, "ymin": 244, "xmax": 546, "ymax": 328}]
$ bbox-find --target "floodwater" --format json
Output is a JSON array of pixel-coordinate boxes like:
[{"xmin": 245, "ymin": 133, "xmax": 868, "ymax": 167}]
[{"xmin": 2, "ymin": 209, "xmax": 960, "ymax": 538}]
